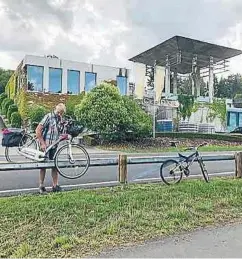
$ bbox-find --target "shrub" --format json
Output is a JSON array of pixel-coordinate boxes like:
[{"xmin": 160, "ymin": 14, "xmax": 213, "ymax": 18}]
[
  {"xmin": 2, "ymin": 98, "xmax": 14, "ymax": 116},
  {"xmin": 28, "ymin": 105, "xmax": 47, "ymax": 129},
  {"xmin": 66, "ymin": 93, "xmax": 85, "ymax": 118},
  {"xmin": 75, "ymin": 83, "xmax": 152, "ymax": 142},
  {"xmin": 0, "ymin": 93, "xmax": 7, "ymax": 106},
  {"xmin": 7, "ymin": 104, "xmax": 18, "ymax": 121},
  {"xmin": 10, "ymin": 112, "xmax": 22, "ymax": 128}
]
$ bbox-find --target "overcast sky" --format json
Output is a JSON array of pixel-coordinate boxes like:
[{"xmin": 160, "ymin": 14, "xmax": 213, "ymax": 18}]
[{"xmin": 0, "ymin": 0, "xmax": 242, "ymax": 74}]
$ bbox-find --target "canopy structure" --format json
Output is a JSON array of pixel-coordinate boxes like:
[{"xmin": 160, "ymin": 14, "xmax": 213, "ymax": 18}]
[
  {"xmin": 129, "ymin": 35, "xmax": 242, "ymax": 74},
  {"xmin": 129, "ymin": 35, "xmax": 242, "ymax": 102}
]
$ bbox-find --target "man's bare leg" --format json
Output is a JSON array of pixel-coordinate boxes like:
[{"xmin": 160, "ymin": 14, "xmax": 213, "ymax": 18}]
[
  {"xmin": 51, "ymin": 168, "xmax": 62, "ymax": 192},
  {"xmin": 39, "ymin": 168, "xmax": 47, "ymax": 194},
  {"xmin": 51, "ymin": 168, "xmax": 58, "ymax": 187}
]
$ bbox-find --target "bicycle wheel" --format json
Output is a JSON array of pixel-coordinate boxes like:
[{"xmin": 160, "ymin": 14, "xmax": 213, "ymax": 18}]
[
  {"xmin": 5, "ymin": 134, "xmax": 37, "ymax": 163},
  {"xmin": 160, "ymin": 159, "xmax": 183, "ymax": 185},
  {"xmin": 198, "ymin": 158, "xmax": 209, "ymax": 183},
  {"xmin": 54, "ymin": 143, "xmax": 90, "ymax": 179}
]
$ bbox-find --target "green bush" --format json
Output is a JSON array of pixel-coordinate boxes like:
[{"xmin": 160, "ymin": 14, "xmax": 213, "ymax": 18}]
[
  {"xmin": 10, "ymin": 112, "xmax": 22, "ymax": 128},
  {"xmin": 28, "ymin": 105, "xmax": 47, "ymax": 129},
  {"xmin": 0, "ymin": 93, "xmax": 7, "ymax": 106},
  {"xmin": 155, "ymin": 132, "xmax": 242, "ymax": 142},
  {"xmin": 7, "ymin": 104, "xmax": 18, "ymax": 121},
  {"xmin": 2, "ymin": 98, "xmax": 14, "ymax": 116},
  {"xmin": 66, "ymin": 93, "xmax": 85, "ymax": 118},
  {"xmin": 75, "ymin": 84, "xmax": 152, "ymax": 142}
]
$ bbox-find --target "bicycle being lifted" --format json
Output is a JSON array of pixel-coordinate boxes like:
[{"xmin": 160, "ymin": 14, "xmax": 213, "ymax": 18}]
[
  {"xmin": 160, "ymin": 141, "xmax": 209, "ymax": 185},
  {"xmin": 2, "ymin": 116, "xmax": 90, "ymax": 180}
]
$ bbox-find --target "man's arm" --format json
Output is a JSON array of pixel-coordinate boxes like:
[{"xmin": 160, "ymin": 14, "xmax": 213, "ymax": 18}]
[
  {"xmin": 36, "ymin": 114, "xmax": 49, "ymax": 150},
  {"xmin": 36, "ymin": 124, "xmax": 45, "ymax": 146}
]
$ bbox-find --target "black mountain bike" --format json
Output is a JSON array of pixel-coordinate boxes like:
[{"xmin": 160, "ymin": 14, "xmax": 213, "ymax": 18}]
[{"xmin": 160, "ymin": 141, "xmax": 209, "ymax": 185}]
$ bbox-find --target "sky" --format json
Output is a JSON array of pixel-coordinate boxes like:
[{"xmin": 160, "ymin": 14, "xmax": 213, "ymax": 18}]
[{"xmin": 1, "ymin": 0, "xmax": 242, "ymax": 75}]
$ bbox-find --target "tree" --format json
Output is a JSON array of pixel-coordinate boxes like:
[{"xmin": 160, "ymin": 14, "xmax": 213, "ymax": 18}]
[
  {"xmin": 177, "ymin": 94, "xmax": 195, "ymax": 121},
  {"xmin": 214, "ymin": 74, "xmax": 242, "ymax": 99},
  {"xmin": 0, "ymin": 68, "xmax": 14, "ymax": 94},
  {"xmin": 74, "ymin": 83, "xmax": 152, "ymax": 141}
]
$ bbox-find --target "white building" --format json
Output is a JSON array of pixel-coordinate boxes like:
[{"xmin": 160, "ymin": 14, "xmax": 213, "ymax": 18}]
[{"xmin": 22, "ymin": 55, "xmax": 130, "ymax": 95}]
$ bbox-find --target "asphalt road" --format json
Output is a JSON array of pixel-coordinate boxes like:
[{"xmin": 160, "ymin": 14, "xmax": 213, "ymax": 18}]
[
  {"xmin": 98, "ymin": 223, "xmax": 242, "ymax": 257},
  {"xmin": 0, "ymin": 151, "xmax": 235, "ymax": 192}
]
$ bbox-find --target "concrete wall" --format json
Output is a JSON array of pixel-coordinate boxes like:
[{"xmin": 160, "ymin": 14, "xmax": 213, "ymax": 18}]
[{"xmin": 23, "ymin": 55, "xmax": 130, "ymax": 94}]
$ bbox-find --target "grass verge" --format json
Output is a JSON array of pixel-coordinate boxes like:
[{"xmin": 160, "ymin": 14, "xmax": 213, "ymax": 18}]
[
  {"xmin": 99, "ymin": 144, "xmax": 242, "ymax": 153},
  {"xmin": 1, "ymin": 178, "xmax": 242, "ymax": 257}
]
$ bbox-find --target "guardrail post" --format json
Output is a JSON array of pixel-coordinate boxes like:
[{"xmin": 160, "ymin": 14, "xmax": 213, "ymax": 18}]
[
  {"xmin": 118, "ymin": 154, "xmax": 127, "ymax": 184},
  {"xmin": 235, "ymin": 152, "xmax": 242, "ymax": 178}
]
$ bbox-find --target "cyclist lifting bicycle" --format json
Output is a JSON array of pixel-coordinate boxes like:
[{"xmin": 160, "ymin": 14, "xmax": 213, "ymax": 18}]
[{"xmin": 36, "ymin": 103, "xmax": 66, "ymax": 194}]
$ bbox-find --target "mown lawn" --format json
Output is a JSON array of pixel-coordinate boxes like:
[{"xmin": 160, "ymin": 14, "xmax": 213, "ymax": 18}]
[
  {"xmin": 100, "ymin": 144, "xmax": 242, "ymax": 153},
  {"xmin": 1, "ymin": 178, "xmax": 242, "ymax": 257}
]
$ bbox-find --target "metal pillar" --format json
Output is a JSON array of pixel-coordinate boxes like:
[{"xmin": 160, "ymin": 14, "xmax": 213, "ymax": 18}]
[
  {"xmin": 173, "ymin": 70, "xmax": 178, "ymax": 95},
  {"xmin": 196, "ymin": 67, "xmax": 201, "ymax": 97},
  {"xmin": 191, "ymin": 55, "xmax": 197, "ymax": 96},
  {"xmin": 165, "ymin": 55, "xmax": 170, "ymax": 98},
  {"xmin": 208, "ymin": 56, "xmax": 214, "ymax": 103},
  {"xmin": 153, "ymin": 60, "xmax": 156, "ymax": 139}
]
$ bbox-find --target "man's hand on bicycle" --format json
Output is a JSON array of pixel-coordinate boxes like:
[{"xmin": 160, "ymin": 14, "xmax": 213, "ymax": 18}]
[{"xmin": 40, "ymin": 142, "xmax": 47, "ymax": 151}]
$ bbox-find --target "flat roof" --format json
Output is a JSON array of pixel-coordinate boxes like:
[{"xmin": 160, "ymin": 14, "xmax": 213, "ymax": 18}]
[{"xmin": 129, "ymin": 35, "xmax": 242, "ymax": 74}]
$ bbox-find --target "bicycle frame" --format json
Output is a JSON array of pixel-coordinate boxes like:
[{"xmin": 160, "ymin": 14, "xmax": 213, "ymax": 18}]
[
  {"xmin": 178, "ymin": 151, "xmax": 200, "ymax": 168},
  {"xmin": 19, "ymin": 133, "xmax": 74, "ymax": 162}
]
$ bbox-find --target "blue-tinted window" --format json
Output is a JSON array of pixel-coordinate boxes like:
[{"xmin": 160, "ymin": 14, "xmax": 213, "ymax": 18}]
[
  {"xmin": 85, "ymin": 72, "xmax": 96, "ymax": 92},
  {"xmin": 117, "ymin": 76, "xmax": 127, "ymax": 95},
  {"xmin": 67, "ymin": 70, "xmax": 80, "ymax": 94},
  {"xmin": 239, "ymin": 113, "xmax": 242, "ymax": 126},
  {"xmin": 49, "ymin": 68, "xmax": 62, "ymax": 93},
  {"xmin": 27, "ymin": 65, "xmax": 44, "ymax": 92}
]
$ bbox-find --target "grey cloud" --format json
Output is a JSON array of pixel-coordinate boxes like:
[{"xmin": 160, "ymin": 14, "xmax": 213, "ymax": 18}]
[
  {"xmin": 1, "ymin": 0, "xmax": 242, "ymax": 70},
  {"xmin": 1, "ymin": 0, "xmax": 74, "ymax": 30}
]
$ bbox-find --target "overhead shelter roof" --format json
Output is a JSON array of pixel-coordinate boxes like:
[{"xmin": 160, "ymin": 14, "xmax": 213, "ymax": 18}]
[{"xmin": 129, "ymin": 36, "xmax": 242, "ymax": 74}]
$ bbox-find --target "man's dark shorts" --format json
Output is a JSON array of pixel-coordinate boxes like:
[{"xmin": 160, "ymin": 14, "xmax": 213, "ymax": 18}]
[{"xmin": 48, "ymin": 147, "xmax": 57, "ymax": 160}]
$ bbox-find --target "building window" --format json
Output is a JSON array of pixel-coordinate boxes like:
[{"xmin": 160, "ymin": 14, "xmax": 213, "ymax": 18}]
[
  {"xmin": 27, "ymin": 65, "xmax": 44, "ymax": 92},
  {"xmin": 117, "ymin": 76, "xmax": 127, "ymax": 95},
  {"xmin": 85, "ymin": 72, "xmax": 96, "ymax": 92},
  {"xmin": 67, "ymin": 70, "xmax": 80, "ymax": 94},
  {"xmin": 49, "ymin": 68, "xmax": 62, "ymax": 93},
  {"xmin": 228, "ymin": 112, "xmax": 237, "ymax": 127}
]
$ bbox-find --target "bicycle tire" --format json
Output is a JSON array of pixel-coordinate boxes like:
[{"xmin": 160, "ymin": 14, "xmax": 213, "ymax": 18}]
[
  {"xmin": 160, "ymin": 159, "xmax": 183, "ymax": 185},
  {"xmin": 54, "ymin": 143, "xmax": 90, "ymax": 179},
  {"xmin": 198, "ymin": 158, "xmax": 209, "ymax": 183},
  {"xmin": 5, "ymin": 133, "xmax": 37, "ymax": 163}
]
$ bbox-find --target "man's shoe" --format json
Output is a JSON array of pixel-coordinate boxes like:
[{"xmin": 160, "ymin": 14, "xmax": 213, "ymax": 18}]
[
  {"xmin": 52, "ymin": 185, "xmax": 62, "ymax": 192},
  {"xmin": 39, "ymin": 186, "xmax": 47, "ymax": 194}
]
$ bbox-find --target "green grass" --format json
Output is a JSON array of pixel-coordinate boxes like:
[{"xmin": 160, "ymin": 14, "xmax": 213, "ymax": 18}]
[
  {"xmin": 100, "ymin": 144, "xmax": 242, "ymax": 153},
  {"xmin": 1, "ymin": 179, "xmax": 242, "ymax": 257}
]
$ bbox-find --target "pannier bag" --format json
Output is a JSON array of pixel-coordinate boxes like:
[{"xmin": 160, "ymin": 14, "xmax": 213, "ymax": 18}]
[{"xmin": 2, "ymin": 129, "xmax": 23, "ymax": 147}]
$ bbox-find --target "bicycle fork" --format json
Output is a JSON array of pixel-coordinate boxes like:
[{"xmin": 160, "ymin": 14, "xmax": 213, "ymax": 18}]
[
  {"xmin": 67, "ymin": 142, "xmax": 75, "ymax": 163},
  {"xmin": 197, "ymin": 157, "xmax": 207, "ymax": 174}
]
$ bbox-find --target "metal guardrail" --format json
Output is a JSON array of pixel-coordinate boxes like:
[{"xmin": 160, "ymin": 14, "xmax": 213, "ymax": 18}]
[{"xmin": 0, "ymin": 154, "xmax": 235, "ymax": 171}]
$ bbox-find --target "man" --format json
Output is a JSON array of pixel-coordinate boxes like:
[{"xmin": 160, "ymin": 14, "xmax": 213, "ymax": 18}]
[{"xmin": 36, "ymin": 103, "xmax": 66, "ymax": 194}]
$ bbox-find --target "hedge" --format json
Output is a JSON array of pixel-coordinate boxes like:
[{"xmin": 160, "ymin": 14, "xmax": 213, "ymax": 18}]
[
  {"xmin": 155, "ymin": 132, "xmax": 242, "ymax": 142},
  {"xmin": 10, "ymin": 112, "xmax": 22, "ymax": 128},
  {"xmin": 7, "ymin": 104, "xmax": 18, "ymax": 121}
]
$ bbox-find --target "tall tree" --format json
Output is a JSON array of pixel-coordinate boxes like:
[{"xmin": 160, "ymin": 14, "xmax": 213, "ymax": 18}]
[{"xmin": 0, "ymin": 68, "xmax": 14, "ymax": 94}]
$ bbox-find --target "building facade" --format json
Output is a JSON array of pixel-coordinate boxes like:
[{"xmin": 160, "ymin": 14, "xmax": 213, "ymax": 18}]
[{"xmin": 22, "ymin": 55, "xmax": 130, "ymax": 95}]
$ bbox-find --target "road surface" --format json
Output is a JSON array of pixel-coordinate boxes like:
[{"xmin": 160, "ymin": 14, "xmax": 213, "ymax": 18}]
[
  {"xmin": 0, "ymin": 150, "xmax": 236, "ymax": 192},
  {"xmin": 98, "ymin": 222, "xmax": 242, "ymax": 257}
]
